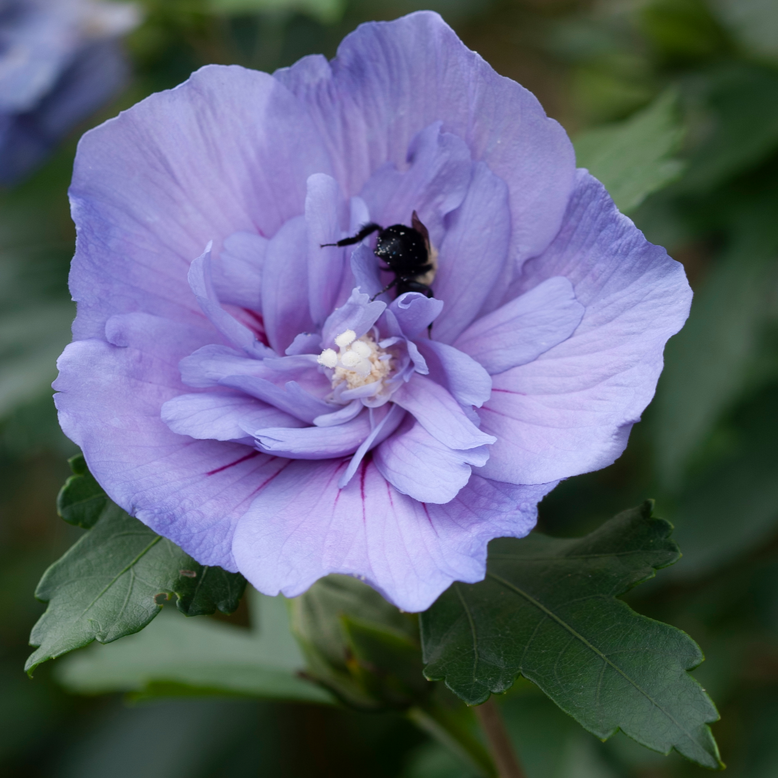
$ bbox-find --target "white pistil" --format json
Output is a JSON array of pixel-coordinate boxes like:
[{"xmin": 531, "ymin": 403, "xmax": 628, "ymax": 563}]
[{"xmin": 317, "ymin": 329, "xmax": 393, "ymax": 391}]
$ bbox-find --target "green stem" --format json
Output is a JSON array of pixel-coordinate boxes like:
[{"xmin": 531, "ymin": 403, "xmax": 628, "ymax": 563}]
[{"xmin": 407, "ymin": 701, "xmax": 498, "ymax": 778}]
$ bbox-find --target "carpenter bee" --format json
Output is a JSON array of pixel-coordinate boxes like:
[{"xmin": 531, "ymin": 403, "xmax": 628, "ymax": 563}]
[{"xmin": 322, "ymin": 210, "xmax": 437, "ymax": 300}]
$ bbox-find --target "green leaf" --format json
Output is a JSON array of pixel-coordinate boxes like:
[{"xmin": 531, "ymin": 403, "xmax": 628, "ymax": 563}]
[
  {"xmin": 639, "ymin": 0, "xmax": 728, "ymax": 61},
  {"xmin": 662, "ymin": 384, "xmax": 778, "ymax": 580},
  {"xmin": 711, "ymin": 0, "xmax": 778, "ymax": 63},
  {"xmin": 206, "ymin": 0, "xmax": 345, "ymax": 23},
  {"xmin": 57, "ymin": 454, "xmax": 108, "ymax": 529},
  {"xmin": 680, "ymin": 63, "xmax": 778, "ymax": 192},
  {"xmin": 421, "ymin": 503, "xmax": 722, "ymax": 769},
  {"xmin": 652, "ymin": 221, "xmax": 778, "ymax": 487},
  {"xmin": 0, "ymin": 301, "xmax": 74, "ymax": 418},
  {"xmin": 26, "ymin": 459, "xmax": 247, "ymax": 674},
  {"xmin": 574, "ymin": 89, "xmax": 685, "ymax": 213},
  {"xmin": 55, "ymin": 589, "xmax": 333, "ymax": 705}
]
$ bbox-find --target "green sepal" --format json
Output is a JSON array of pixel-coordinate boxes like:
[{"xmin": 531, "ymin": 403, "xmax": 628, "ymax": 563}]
[
  {"xmin": 340, "ymin": 614, "xmax": 430, "ymax": 706},
  {"xmin": 421, "ymin": 503, "xmax": 723, "ymax": 769},
  {"xmin": 289, "ymin": 575, "xmax": 430, "ymax": 711}
]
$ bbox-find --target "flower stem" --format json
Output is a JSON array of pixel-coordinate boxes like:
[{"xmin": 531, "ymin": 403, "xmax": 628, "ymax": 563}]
[
  {"xmin": 407, "ymin": 701, "xmax": 498, "ymax": 778},
  {"xmin": 473, "ymin": 698, "xmax": 527, "ymax": 778}
]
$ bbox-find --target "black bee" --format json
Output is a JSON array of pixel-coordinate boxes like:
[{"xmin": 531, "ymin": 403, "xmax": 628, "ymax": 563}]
[{"xmin": 322, "ymin": 210, "xmax": 437, "ymax": 300}]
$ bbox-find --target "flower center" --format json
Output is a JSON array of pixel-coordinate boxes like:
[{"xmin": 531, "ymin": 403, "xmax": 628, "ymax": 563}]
[{"xmin": 317, "ymin": 329, "xmax": 393, "ymax": 390}]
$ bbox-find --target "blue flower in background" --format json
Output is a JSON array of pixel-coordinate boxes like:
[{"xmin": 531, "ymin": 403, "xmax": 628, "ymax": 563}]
[{"xmin": 0, "ymin": 0, "xmax": 140, "ymax": 185}]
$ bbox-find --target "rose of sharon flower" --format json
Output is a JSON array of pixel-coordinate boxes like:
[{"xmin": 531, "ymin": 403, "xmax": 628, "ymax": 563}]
[
  {"xmin": 55, "ymin": 12, "xmax": 691, "ymax": 612},
  {"xmin": 0, "ymin": 0, "xmax": 140, "ymax": 184}
]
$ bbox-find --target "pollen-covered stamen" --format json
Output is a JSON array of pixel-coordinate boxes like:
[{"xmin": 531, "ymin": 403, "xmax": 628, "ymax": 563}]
[{"xmin": 317, "ymin": 329, "xmax": 393, "ymax": 390}]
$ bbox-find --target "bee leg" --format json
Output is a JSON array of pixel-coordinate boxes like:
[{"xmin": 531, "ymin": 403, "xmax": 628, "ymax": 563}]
[
  {"xmin": 320, "ymin": 223, "xmax": 382, "ymax": 248},
  {"xmin": 370, "ymin": 276, "xmax": 399, "ymax": 301}
]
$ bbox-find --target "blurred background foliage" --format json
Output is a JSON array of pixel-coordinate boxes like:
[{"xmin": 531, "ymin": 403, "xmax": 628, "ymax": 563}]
[{"xmin": 1, "ymin": 0, "xmax": 778, "ymax": 775}]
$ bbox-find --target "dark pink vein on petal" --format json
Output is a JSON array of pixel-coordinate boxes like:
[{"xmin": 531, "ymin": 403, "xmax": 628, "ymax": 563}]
[
  {"xmin": 422, "ymin": 503, "xmax": 440, "ymax": 537},
  {"xmin": 206, "ymin": 450, "xmax": 261, "ymax": 476},
  {"xmin": 240, "ymin": 308, "xmax": 269, "ymax": 346},
  {"xmin": 360, "ymin": 453, "xmax": 373, "ymax": 526},
  {"xmin": 248, "ymin": 458, "xmax": 291, "ymax": 497}
]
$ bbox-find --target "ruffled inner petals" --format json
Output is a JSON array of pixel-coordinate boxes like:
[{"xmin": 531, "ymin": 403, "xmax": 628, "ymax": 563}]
[
  {"xmin": 477, "ymin": 172, "xmax": 693, "ymax": 485},
  {"xmin": 180, "ymin": 345, "xmax": 333, "ymax": 423},
  {"xmin": 360, "ymin": 121, "xmax": 472, "ymax": 246},
  {"xmin": 320, "ymin": 288, "xmax": 386, "ymax": 348},
  {"xmin": 188, "ymin": 247, "xmax": 272, "ymax": 358},
  {"xmin": 454, "ymin": 276, "xmax": 584, "ymax": 375},
  {"xmin": 306, "ymin": 173, "xmax": 349, "ymax": 326},
  {"xmin": 416, "ymin": 339, "xmax": 492, "ymax": 408},
  {"xmin": 432, "ymin": 161, "xmax": 512, "ymax": 343},
  {"xmin": 374, "ymin": 416, "xmax": 489, "ymax": 503},
  {"xmin": 391, "ymin": 374, "xmax": 495, "ymax": 450},
  {"xmin": 161, "ymin": 391, "xmax": 303, "ymax": 443},
  {"xmin": 212, "ymin": 231, "xmax": 267, "ymax": 310},
  {"xmin": 250, "ymin": 410, "xmax": 375, "ymax": 459},
  {"xmin": 387, "ymin": 292, "xmax": 444, "ymax": 338},
  {"xmin": 261, "ymin": 215, "xmax": 313, "ymax": 353}
]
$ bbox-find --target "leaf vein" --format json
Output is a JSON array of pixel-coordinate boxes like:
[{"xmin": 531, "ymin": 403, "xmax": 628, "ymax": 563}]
[
  {"xmin": 79, "ymin": 536, "xmax": 162, "ymax": 619},
  {"xmin": 485, "ymin": 572, "xmax": 699, "ymax": 746}
]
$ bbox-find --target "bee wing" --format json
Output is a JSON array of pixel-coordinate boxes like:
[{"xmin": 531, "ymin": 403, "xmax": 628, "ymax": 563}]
[{"xmin": 411, "ymin": 210, "xmax": 431, "ymax": 254}]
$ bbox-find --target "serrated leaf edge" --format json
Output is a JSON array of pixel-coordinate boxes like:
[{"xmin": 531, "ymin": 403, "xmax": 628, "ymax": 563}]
[{"xmin": 422, "ymin": 506, "xmax": 723, "ymax": 769}]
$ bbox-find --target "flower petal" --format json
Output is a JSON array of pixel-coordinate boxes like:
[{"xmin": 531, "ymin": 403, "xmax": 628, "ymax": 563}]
[
  {"xmin": 374, "ymin": 416, "xmax": 488, "ymax": 503},
  {"xmin": 231, "ymin": 457, "xmax": 554, "ymax": 612},
  {"xmin": 57, "ymin": 335, "xmax": 554, "ymax": 611},
  {"xmin": 179, "ymin": 345, "xmax": 332, "ymax": 423},
  {"xmin": 104, "ymin": 312, "xmax": 214, "ymax": 369},
  {"xmin": 285, "ymin": 332, "xmax": 321, "ymax": 356},
  {"xmin": 320, "ymin": 288, "xmax": 386, "ymax": 348},
  {"xmin": 360, "ymin": 122, "xmax": 472, "ymax": 245},
  {"xmin": 432, "ymin": 161, "xmax": 512, "ymax": 343},
  {"xmin": 416, "ymin": 339, "xmax": 492, "ymax": 407},
  {"xmin": 306, "ymin": 173, "xmax": 349, "ymax": 327},
  {"xmin": 69, "ymin": 64, "xmax": 332, "ymax": 340},
  {"xmin": 260, "ymin": 215, "xmax": 313, "ymax": 354},
  {"xmin": 392, "ymin": 374, "xmax": 496, "ymax": 450},
  {"xmin": 54, "ymin": 338, "xmax": 287, "ymax": 570},
  {"xmin": 189, "ymin": 247, "xmax": 271, "ymax": 358},
  {"xmin": 339, "ymin": 403, "xmax": 406, "ymax": 487},
  {"xmin": 387, "ymin": 292, "xmax": 444, "ymax": 339},
  {"xmin": 350, "ymin": 242, "xmax": 383, "ymax": 299},
  {"xmin": 226, "ymin": 377, "xmax": 332, "ymax": 425},
  {"xmin": 454, "ymin": 276, "xmax": 584, "ymax": 375},
  {"xmin": 212, "ymin": 231, "xmax": 267, "ymax": 310},
  {"xmin": 478, "ymin": 172, "xmax": 693, "ymax": 484},
  {"xmin": 313, "ymin": 400, "xmax": 363, "ymax": 427},
  {"xmin": 161, "ymin": 391, "xmax": 303, "ymax": 443},
  {"xmin": 274, "ymin": 11, "xmax": 575, "ymax": 266},
  {"xmin": 250, "ymin": 412, "xmax": 374, "ymax": 459}
]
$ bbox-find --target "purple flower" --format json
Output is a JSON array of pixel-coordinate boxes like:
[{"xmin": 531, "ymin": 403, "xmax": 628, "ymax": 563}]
[
  {"xmin": 54, "ymin": 12, "xmax": 691, "ymax": 612},
  {"xmin": 0, "ymin": 0, "xmax": 139, "ymax": 185}
]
